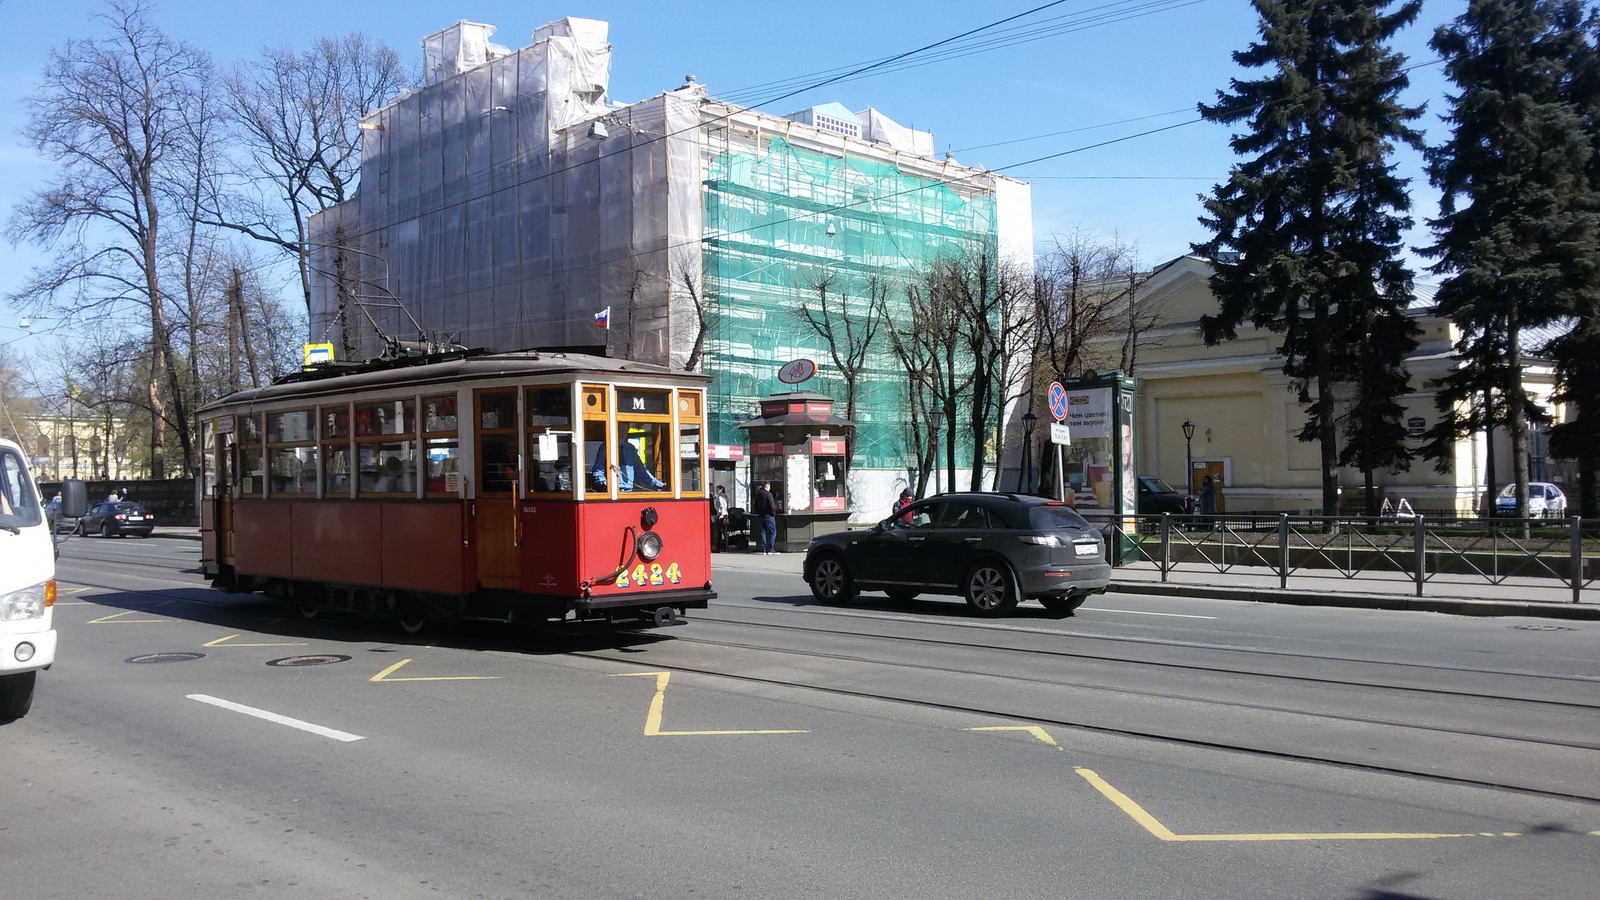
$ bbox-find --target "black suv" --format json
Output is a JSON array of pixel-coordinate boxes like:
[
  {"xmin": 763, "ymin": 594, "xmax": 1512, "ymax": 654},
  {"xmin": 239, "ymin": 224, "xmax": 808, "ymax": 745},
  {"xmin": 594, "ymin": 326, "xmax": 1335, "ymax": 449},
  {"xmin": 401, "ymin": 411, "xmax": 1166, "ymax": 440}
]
[
  {"xmin": 1137, "ymin": 476, "xmax": 1192, "ymax": 515},
  {"xmin": 803, "ymin": 492, "xmax": 1110, "ymax": 616}
]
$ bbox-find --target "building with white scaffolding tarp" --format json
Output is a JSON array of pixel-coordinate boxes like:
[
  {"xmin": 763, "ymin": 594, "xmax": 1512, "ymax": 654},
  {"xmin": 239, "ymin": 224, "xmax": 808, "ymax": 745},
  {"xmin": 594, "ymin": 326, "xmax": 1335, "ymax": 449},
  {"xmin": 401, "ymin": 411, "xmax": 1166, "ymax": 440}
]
[{"xmin": 308, "ymin": 15, "xmax": 1031, "ymax": 506}]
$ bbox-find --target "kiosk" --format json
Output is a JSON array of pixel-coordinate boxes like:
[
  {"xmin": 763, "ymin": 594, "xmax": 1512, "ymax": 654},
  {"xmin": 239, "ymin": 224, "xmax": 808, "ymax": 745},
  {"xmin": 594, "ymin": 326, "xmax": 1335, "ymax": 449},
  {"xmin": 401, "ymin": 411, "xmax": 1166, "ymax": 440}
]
[{"xmin": 738, "ymin": 392, "xmax": 855, "ymax": 552}]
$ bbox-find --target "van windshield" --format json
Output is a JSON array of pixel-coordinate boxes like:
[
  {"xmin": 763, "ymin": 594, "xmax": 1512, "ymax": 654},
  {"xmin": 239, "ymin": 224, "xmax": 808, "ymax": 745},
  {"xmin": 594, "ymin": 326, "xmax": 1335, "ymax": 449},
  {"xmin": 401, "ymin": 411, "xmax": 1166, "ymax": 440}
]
[{"xmin": 0, "ymin": 447, "xmax": 44, "ymax": 528}]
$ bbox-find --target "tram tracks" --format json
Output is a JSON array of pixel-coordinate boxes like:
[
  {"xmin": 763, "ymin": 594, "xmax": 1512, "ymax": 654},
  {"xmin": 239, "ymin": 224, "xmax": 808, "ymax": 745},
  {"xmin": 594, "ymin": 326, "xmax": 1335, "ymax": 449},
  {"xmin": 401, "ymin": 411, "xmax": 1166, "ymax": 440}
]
[
  {"xmin": 573, "ymin": 644, "xmax": 1600, "ymax": 806},
  {"xmin": 55, "ymin": 574, "xmax": 1600, "ymax": 804},
  {"xmin": 694, "ymin": 610, "xmax": 1600, "ymax": 710}
]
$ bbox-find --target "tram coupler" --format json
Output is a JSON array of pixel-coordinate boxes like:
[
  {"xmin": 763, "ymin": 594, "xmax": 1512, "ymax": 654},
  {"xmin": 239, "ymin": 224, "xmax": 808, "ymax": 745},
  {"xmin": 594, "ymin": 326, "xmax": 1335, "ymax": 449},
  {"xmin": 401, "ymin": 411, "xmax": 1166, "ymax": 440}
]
[{"xmin": 652, "ymin": 606, "xmax": 685, "ymax": 627}]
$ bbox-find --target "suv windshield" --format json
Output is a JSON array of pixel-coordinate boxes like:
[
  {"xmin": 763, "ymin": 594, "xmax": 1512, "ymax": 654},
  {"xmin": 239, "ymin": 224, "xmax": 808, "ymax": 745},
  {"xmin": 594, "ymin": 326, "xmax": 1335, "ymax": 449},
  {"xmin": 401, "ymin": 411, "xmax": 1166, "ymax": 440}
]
[
  {"xmin": 0, "ymin": 447, "xmax": 43, "ymax": 529},
  {"xmin": 1028, "ymin": 504, "xmax": 1090, "ymax": 530},
  {"xmin": 1142, "ymin": 478, "xmax": 1179, "ymax": 493}
]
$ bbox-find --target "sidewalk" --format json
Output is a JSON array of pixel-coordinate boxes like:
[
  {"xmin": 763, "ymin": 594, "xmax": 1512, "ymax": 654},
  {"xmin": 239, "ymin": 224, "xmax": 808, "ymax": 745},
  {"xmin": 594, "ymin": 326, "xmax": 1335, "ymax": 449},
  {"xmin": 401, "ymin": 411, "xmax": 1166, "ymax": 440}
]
[
  {"xmin": 148, "ymin": 529, "xmax": 1599, "ymax": 620},
  {"xmin": 708, "ymin": 547, "xmax": 1599, "ymax": 620}
]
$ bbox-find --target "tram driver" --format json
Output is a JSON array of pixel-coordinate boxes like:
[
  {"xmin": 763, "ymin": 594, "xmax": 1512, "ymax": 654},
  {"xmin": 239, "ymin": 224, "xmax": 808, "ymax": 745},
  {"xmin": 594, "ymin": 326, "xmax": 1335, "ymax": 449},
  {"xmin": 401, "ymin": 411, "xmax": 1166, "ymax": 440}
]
[{"xmin": 591, "ymin": 431, "xmax": 666, "ymax": 492}]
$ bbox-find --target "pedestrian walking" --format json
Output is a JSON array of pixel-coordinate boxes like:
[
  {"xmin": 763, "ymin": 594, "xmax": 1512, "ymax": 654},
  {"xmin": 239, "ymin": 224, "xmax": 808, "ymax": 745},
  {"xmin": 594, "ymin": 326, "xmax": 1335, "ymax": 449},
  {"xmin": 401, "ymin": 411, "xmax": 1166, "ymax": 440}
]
[
  {"xmin": 1197, "ymin": 475, "xmax": 1217, "ymax": 525},
  {"xmin": 753, "ymin": 481, "xmax": 778, "ymax": 554}
]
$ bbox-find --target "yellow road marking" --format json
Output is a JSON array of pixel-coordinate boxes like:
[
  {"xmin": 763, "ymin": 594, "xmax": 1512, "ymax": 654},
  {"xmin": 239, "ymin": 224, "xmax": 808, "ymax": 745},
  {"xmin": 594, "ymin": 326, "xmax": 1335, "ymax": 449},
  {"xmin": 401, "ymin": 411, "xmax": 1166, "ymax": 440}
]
[
  {"xmin": 55, "ymin": 601, "xmax": 94, "ymax": 606},
  {"xmin": 611, "ymin": 672, "xmax": 806, "ymax": 736},
  {"xmin": 1076, "ymin": 768, "xmax": 1505, "ymax": 843},
  {"xmin": 203, "ymin": 633, "xmax": 308, "ymax": 648},
  {"xmin": 369, "ymin": 659, "xmax": 499, "ymax": 682},
  {"xmin": 86, "ymin": 609, "xmax": 169, "ymax": 624},
  {"xmin": 967, "ymin": 725, "xmax": 1064, "ymax": 749}
]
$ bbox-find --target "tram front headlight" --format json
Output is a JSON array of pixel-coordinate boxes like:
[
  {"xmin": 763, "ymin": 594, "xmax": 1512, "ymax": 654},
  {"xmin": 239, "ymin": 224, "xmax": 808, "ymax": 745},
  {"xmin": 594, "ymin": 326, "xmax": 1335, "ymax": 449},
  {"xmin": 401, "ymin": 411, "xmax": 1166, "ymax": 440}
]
[{"xmin": 636, "ymin": 530, "xmax": 663, "ymax": 561}]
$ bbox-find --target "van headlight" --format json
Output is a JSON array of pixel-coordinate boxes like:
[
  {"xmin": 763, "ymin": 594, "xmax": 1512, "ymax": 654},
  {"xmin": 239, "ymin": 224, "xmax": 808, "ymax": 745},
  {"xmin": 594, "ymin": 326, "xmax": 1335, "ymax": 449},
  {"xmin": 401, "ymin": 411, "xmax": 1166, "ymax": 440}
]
[{"xmin": 1, "ymin": 583, "xmax": 51, "ymax": 621}]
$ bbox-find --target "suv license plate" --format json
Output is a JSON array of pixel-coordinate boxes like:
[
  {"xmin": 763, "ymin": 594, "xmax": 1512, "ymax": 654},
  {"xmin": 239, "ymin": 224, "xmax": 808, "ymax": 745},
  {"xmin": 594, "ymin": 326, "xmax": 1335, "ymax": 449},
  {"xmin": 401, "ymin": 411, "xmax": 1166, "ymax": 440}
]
[{"xmin": 1074, "ymin": 542, "xmax": 1099, "ymax": 557}]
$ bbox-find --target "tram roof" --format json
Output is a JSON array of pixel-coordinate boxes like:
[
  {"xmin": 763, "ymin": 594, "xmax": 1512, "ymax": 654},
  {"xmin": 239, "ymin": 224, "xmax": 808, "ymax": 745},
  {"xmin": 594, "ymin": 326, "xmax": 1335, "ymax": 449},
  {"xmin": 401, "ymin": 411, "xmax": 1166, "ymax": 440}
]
[{"xmin": 198, "ymin": 349, "xmax": 709, "ymax": 414}]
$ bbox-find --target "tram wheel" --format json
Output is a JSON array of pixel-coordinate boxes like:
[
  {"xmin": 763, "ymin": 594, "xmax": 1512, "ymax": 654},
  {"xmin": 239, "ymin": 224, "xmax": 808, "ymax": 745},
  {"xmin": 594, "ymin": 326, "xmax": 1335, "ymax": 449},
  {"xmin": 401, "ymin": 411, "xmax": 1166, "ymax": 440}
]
[{"xmin": 397, "ymin": 614, "xmax": 428, "ymax": 635}]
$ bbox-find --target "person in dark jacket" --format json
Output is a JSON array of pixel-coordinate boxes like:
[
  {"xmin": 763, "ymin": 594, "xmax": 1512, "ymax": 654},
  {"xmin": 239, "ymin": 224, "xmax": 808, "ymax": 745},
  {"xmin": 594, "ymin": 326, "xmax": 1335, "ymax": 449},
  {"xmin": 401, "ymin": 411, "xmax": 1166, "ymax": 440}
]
[{"xmin": 753, "ymin": 481, "xmax": 778, "ymax": 554}]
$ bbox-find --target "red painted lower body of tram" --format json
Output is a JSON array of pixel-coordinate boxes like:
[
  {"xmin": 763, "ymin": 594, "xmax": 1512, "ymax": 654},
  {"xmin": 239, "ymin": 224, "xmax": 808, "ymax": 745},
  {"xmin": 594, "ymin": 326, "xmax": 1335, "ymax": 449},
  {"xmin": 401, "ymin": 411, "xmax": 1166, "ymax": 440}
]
[{"xmin": 202, "ymin": 496, "xmax": 714, "ymax": 629}]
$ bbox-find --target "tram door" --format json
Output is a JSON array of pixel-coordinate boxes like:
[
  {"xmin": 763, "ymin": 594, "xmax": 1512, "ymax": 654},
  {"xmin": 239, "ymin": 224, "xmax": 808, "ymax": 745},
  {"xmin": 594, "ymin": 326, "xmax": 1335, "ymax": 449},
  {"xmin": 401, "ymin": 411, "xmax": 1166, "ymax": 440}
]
[
  {"xmin": 474, "ymin": 389, "xmax": 521, "ymax": 589},
  {"xmin": 217, "ymin": 431, "xmax": 235, "ymax": 566}
]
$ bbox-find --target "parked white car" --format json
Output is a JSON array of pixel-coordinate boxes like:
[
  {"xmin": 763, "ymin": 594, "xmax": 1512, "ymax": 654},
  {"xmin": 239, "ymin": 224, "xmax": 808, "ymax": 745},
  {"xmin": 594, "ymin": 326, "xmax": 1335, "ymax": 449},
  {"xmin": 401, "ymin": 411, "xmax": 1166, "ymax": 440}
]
[{"xmin": 1493, "ymin": 482, "xmax": 1568, "ymax": 519}]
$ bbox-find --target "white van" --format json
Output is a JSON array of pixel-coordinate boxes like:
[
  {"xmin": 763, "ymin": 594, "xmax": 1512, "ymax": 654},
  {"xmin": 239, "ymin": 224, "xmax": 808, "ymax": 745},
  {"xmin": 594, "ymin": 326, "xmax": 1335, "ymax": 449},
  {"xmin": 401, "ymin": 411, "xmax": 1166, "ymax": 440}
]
[{"xmin": 0, "ymin": 437, "xmax": 84, "ymax": 721}]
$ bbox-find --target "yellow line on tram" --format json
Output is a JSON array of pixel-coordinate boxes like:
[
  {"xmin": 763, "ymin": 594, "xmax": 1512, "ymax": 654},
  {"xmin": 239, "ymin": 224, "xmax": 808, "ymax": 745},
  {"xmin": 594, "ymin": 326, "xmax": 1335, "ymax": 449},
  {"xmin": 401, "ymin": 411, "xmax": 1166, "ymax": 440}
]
[{"xmin": 611, "ymin": 671, "xmax": 806, "ymax": 736}]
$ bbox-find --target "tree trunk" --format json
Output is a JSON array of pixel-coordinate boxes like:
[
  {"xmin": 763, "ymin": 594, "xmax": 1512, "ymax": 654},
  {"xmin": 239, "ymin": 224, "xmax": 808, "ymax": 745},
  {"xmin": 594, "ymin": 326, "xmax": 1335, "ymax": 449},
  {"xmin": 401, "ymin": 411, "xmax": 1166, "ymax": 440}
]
[
  {"xmin": 1482, "ymin": 388, "xmax": 1497, "ymax": 518},
  {"xmin": 1507, "ymin": 310, "xmax": 1530, "ymax": 537}
]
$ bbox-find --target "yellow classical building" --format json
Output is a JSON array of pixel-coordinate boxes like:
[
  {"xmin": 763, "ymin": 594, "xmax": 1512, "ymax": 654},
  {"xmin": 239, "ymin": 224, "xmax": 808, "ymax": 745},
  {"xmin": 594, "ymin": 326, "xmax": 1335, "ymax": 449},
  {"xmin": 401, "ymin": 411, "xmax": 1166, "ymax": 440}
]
[{"xmin": 1115, "ymin": 256, "xmax": 1563, "ymax": 516}]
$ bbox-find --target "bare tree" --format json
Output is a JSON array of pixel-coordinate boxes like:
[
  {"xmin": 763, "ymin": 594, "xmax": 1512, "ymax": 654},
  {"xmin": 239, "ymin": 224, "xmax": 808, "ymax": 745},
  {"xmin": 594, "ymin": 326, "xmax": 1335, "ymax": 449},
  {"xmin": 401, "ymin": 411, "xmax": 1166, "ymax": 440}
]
[
  {"xmin": 217, "ymin": 34, "xmax": 407, "ymax": 314},
  {"xmin": 670, "ymin": 249, "xmax": 713, "ymax": 371},
  {"xmin": 878, "ymin": 288, "xmax": 939, "ymax": 496},
  {"xmin": 8, "ymin": 0, "xmax": 213, "ymax": 479},
  {"xmin": 795, "ymin": 269, "xmax": 887, "ymax": 467}
]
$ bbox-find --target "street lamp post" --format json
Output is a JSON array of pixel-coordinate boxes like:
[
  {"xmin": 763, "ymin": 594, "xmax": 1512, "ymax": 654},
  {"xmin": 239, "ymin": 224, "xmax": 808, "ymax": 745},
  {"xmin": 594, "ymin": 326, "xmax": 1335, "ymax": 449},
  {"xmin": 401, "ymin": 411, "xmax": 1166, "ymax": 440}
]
[
  {"xmin": 929, "ymin": 407, "xmax": 944, "ymax": 493},
  {"xmin": 1021, "ymin": 411, "xmax": 1037, "ymax": 493},
  {"xmin": 1182, "ymin": 419, "xmax": 1196, "ymax": 501}
]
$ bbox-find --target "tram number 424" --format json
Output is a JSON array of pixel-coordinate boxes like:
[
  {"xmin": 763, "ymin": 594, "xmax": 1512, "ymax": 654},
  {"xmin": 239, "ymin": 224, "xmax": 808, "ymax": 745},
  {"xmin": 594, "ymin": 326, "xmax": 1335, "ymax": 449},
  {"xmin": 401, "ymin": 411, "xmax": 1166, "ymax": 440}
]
[{"xmin": 616, "ymin": 562, "xmax": 683, "ymax": 589}]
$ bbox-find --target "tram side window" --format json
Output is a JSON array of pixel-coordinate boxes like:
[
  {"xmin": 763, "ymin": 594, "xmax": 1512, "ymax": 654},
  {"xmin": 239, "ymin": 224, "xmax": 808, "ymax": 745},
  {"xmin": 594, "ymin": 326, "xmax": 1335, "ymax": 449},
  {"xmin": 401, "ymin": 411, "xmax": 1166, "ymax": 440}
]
[
  {"xmin": 201, "ymin": 421, "xmax": 217, "ymax": 498},
  {"xmin": 526, "ymin": 387, "xmax": 573, "ymax": 494},
  {"xmin": 238, "ymin": 414, "xmax": 264, "ymax": 497},
  {"xmin": 267, "ymin": 410, "xmax": 317, "ymax": 496},
  {"xmin": 356, "ymin": 400, "xmax": 415, "ymax": 495},
  {"xmin": 677, "ymin": 390, "xmax": 705, "ymax": 497},
  {"xmin": 322, "ymin": 406, "xmax": 352, "ymax": 497},
  {"xmin": 423, "ymin": 393, "xmax": 459, "ymax": 496}
]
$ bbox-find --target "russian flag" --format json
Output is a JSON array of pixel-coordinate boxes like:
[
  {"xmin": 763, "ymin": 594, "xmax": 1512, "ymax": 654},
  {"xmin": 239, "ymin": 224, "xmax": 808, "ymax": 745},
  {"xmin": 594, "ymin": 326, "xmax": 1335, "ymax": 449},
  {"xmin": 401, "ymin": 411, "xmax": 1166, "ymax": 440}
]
[{"xmin": 594, "ymin": 306, "xmax": 610, "ymax": 329}]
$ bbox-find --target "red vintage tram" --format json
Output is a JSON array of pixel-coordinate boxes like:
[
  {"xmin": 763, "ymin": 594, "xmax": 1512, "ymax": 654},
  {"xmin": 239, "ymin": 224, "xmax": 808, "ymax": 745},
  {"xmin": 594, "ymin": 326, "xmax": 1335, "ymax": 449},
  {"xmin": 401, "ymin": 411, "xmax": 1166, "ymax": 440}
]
[{"xmin": 197, "ymin": 350, "xmax": 715, "ymax": 630}]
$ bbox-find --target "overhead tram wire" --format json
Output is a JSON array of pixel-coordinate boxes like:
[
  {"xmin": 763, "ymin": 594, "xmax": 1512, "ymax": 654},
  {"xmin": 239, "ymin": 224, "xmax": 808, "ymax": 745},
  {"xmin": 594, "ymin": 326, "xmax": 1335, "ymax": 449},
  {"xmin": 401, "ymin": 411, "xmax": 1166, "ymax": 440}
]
[
  {"xmin": 332, "ymin": 0, "xmax": 1208, "ymax": 250},
  {"xmin": 716, "ymin": 0, "xmax": 1212, "ymax": 105}
]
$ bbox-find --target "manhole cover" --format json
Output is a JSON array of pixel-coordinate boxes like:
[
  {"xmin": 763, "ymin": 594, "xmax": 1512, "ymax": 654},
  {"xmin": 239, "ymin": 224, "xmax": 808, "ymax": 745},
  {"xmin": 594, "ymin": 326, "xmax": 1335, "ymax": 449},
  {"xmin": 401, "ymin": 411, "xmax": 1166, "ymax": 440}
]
[
  {"xmin": 266, "ymin": 654, "xmax": 352, "ymax": 667},
  {"xmin": 1511, "ymin": 624, "xmax": 1575, "ymax": 632},
  {"xmin": 126, "ymin": 652, "xmax": 206, "ymax": 664}
]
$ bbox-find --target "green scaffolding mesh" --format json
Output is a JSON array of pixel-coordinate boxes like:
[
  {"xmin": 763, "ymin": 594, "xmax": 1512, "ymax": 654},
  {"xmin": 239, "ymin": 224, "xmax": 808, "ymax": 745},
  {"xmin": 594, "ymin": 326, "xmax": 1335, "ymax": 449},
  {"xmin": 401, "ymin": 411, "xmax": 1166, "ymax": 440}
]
[{"xmin": 701, "ymin": 136, "xmax": 997, "ymax": 469}]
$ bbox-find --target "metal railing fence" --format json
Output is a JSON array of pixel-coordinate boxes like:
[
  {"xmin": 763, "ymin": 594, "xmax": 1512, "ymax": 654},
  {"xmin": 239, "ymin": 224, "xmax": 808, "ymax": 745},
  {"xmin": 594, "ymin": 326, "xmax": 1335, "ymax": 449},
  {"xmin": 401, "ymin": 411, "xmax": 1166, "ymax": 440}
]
[{"xmin": 1106, "ymin": 512, "xmax": 1598, "ymax": 603}]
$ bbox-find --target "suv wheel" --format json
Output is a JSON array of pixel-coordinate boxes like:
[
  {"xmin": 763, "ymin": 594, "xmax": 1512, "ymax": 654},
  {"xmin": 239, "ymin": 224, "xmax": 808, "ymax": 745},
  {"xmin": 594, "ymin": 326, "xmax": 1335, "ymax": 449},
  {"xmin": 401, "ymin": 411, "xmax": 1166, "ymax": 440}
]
[
  {"xmin": 809, "ymin": 554, "xmax": 853, "ymax": 605},
  {"xmin": 964, "ymin": 562, "xmax": 1017, "ymax": 616}
]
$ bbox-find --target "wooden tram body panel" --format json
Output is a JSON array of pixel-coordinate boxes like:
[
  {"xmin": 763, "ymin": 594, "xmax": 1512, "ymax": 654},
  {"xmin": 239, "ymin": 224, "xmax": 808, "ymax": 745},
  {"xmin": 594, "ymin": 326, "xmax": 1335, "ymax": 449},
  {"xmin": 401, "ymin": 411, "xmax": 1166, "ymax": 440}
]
[{"xmin": 196, "ymin": 350, "xmax": 715, "ymax": 627}]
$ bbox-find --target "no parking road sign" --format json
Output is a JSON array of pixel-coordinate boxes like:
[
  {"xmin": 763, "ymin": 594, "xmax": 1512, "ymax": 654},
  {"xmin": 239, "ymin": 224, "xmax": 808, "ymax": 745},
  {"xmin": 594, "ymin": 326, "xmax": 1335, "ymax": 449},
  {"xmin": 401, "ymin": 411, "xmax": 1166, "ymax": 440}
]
[{"xmin": 1048, "ymin": 381, "xmax": 1068, "ymax": 421}]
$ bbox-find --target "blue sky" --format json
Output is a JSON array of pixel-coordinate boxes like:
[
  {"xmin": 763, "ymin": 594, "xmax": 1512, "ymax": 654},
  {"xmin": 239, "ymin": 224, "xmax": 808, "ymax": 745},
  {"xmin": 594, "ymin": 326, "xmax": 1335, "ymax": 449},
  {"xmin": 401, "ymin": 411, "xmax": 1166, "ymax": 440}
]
[{"xmin": 0, "ymin": 0, "xmax": 1463, "ymax": 342}]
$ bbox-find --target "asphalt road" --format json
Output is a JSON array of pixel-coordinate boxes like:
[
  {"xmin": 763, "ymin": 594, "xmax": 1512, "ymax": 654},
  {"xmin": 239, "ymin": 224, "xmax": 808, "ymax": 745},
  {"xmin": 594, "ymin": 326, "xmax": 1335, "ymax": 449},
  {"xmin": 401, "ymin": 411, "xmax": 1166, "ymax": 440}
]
[{"xmin": 4, "ymin": 534, "xmax": 1597, "ymax": 899}]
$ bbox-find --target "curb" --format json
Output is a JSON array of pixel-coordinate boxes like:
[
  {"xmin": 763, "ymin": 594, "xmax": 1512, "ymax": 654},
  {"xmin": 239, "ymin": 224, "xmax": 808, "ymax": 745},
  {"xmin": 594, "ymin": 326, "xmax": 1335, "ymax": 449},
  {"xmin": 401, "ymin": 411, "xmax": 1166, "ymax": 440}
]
[{"xmin": 1112, "ymin": 582, "xmax": 1600, "ymax": 621}]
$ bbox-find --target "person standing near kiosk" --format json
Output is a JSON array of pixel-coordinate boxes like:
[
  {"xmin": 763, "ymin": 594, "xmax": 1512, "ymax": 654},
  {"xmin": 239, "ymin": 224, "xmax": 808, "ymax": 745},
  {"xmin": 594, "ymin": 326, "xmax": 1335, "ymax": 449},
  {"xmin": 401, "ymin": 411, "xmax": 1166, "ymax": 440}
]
[{"xmin": 754, "ymin": 481, "xmax": 778, "ymax": 554}]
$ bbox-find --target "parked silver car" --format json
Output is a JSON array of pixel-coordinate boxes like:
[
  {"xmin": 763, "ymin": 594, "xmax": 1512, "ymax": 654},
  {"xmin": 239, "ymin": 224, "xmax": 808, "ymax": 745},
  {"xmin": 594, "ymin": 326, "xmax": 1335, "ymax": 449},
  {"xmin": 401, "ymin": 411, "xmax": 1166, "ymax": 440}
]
[{"xmin": 1493, "ymin": 482, "xmax": 1568, "ymax": 519}]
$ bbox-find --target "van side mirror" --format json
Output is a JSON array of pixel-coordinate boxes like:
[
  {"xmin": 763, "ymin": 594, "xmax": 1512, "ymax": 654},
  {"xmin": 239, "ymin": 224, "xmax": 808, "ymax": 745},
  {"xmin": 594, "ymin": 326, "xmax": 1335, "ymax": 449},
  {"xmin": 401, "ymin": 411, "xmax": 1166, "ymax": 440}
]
[{"xmin": 60, "ymin": 479, "xmax": 89, "ymax": 519}]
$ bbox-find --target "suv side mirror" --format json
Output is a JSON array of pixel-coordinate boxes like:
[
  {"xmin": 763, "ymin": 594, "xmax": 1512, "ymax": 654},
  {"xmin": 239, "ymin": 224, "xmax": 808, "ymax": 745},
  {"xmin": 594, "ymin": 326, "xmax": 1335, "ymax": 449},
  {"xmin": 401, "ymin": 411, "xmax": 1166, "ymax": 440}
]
[{"xmin": 60, "ymin": 479, "xmax": 89, "ymax": 519}]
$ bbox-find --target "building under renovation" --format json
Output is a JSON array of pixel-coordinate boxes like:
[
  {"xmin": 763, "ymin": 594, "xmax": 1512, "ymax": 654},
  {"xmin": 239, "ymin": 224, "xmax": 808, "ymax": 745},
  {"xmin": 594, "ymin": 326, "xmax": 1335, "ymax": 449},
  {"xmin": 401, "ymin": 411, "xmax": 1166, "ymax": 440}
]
[{"xmin": 308, "ymin": 17, "xmax": 1031, "ymax": 503}]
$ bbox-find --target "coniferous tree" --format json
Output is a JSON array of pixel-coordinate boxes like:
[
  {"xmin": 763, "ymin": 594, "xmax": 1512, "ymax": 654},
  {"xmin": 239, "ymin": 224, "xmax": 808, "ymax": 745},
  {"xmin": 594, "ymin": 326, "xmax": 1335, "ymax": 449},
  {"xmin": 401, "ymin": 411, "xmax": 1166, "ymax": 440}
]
[
  {"xmin": 1547, "ymin": 5, "xmax": 1600, "ymax": 517},
  {"xmin": 1195, "ymin": 0, "xmax": 1423, "ymax": 516},
  {"xmin": 1424, "ymin": 0, "xmax": 1600, "ymax": 521}
]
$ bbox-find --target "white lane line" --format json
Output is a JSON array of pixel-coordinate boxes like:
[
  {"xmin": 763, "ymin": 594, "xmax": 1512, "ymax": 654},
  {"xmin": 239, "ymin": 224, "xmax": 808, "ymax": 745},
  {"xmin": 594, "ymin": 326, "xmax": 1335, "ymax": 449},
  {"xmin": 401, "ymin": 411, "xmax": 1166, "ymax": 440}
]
[
  {"xmin": 186, "ymin": 694, "xmax": 365, "ymax": 742},
  {"xmin": 1081, "ymin": 607, "xmax": 1216, "ymax": 619}
]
